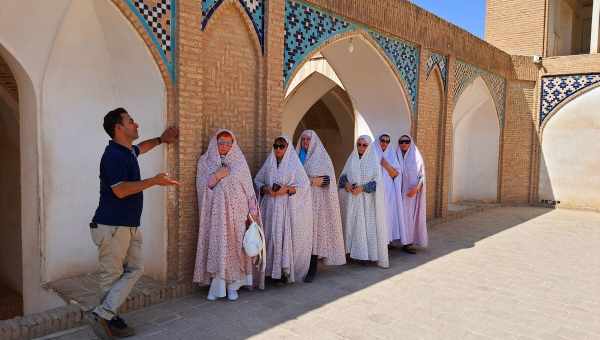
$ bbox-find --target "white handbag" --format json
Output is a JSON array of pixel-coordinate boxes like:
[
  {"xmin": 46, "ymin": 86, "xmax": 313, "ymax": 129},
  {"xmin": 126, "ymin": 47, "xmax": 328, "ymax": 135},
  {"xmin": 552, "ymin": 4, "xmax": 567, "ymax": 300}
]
[{"xmin": 243, "ymin": 214, "xmax": 266, "ymax": 270}]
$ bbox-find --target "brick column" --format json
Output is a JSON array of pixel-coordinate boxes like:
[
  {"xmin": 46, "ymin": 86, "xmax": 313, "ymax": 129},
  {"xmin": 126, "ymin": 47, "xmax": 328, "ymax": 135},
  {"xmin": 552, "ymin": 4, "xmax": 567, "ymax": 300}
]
[
  {"xmin": 175, "ymin": 0, "xmax": 204, "ymax": 281},
  {"xmin": 263, "ymin": 0, "xmax": 285, "ymax": 163},
  {"xmin": 439, "ymin": 55, "xmax": 457, "ymax": 218}
]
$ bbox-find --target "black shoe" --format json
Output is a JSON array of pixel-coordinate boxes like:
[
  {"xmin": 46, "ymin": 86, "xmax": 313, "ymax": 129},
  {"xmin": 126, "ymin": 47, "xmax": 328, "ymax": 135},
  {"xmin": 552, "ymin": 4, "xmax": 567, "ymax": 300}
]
[
  {"xmin": 109, "ymin": 316, "xmax": 136, "ymax": 338},
  {"xmin": 304, "ymin": 255, "xmax": 318, "ymax": 283},
  {"xmin": 84, "ymin": 311, "xmax": 113, "ymax": 340},
  {"xmin": 402, "ymin": 245, "xmax": 417, "ymax": 254}
]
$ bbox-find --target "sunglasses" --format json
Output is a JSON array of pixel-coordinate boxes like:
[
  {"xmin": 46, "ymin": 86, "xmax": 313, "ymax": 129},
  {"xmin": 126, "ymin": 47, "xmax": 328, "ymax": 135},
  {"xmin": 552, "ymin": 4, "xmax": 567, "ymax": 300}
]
[
  {"xmin": 379, "ymin": 139, "xmax": 390, "ymax": 144},
  {"xmin": 273, "ymin": 143, "xmax": 287, "ymax": 150},
  {"xmin": 399, "ymin": 140, "xmax": 411, "ymax": 145},
  {"xmin": 357, "ymin": 143, "xmax": 369, "ymax": 147},
  {"xmin": 217, "ymin": 141, "xmax": 233, "ymax": 146}
]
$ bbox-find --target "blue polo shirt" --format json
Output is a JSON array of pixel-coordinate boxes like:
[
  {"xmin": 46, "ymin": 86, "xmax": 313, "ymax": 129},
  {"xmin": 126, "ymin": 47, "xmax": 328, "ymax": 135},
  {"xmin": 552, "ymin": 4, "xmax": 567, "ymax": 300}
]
[{"xmin": 92, "ymin": 141, "xmax": 143, "ymax": 227}]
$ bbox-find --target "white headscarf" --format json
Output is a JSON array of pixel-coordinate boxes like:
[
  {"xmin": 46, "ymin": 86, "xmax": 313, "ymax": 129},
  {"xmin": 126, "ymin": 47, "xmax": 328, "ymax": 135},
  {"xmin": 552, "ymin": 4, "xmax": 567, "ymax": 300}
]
[
  {"xmin": 194, "ymin": 129, "xmax": 262, "ymax": 287},
  {"xmin": 296, "ymin": 130, "xmax": 346, "ymax": 265},
  {"xmin": 396, "ymin": 134, "xmax": 428, "ymax": 247},
  {"xmin": 339, "ymin": 135, "xmax": 389, "ymax": 268},
  {"xmin": 372, "ymin": 133, "xmax": 406, "ymax": 242},
  {"xmin": 254, "ymin": 135, "xmax": 314, "ymax": 282}
]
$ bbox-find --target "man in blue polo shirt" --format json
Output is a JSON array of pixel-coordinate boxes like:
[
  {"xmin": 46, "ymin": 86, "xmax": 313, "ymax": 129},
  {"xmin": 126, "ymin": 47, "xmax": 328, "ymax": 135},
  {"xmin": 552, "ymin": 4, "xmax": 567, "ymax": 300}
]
[{"xmin": 86, "ymin": 107, "xmax": 178, "ymax": 339}]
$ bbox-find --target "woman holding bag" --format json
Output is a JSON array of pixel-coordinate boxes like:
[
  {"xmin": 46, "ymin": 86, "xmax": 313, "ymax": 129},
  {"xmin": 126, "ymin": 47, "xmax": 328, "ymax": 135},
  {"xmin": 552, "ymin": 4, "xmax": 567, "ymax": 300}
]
[{"xmin": 193, "ymin": 129, "xmax": 264, "ymax": 301}]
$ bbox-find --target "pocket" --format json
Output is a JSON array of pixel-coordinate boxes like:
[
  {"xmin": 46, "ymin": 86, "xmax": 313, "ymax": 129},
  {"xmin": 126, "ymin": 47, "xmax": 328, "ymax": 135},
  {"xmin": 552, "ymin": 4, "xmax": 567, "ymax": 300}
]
[{"xmin": 90, "ymin": 228, "xmax": 104, "ymax": 247}]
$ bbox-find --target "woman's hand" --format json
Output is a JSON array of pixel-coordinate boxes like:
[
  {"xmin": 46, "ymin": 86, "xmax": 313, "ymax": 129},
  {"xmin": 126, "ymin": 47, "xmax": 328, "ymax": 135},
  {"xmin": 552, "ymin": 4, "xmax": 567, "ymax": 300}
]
[
  {"xmin": 351, "ymin": 185, "xmax": 363, "ymax": 196},
  {"xmin": 215, "ymin": 166, "xmax": 230, "ymax": 180},
  {"xmin": 311, "ymin": 177, "xmax": 324, "ymax": 187},
  {"xmin": 406, "ymin": 187, "xmax": 418, "ymax": 198}
]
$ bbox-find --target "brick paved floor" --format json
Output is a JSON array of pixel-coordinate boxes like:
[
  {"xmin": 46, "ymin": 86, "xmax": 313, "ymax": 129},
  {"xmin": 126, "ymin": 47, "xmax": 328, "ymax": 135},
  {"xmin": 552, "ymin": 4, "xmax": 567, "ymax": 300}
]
[{"xmin": 46, "ymin": 207, "xmax": 600, "ymax": 340}]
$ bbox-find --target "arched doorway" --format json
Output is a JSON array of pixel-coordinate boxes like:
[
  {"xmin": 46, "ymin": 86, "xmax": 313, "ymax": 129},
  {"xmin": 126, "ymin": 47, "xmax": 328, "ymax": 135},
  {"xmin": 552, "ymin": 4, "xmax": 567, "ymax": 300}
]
[
  {"xmin": 450, "ymin": 77, "xmax": 500, "ymax": 203},
  {"xmin": 1, "ymin": 0, "xmax": 169, "ymax": 314},
  {"xmin": 283, "ymin": 34, "xmax": 412, "ymax": 172},
  {"xmin": 0, "ymin": 51, "xmax": 22, "ymax": 320},
  {"xmin": 539, "ymin": 85, "xmax": 600, "ymax": 210}
]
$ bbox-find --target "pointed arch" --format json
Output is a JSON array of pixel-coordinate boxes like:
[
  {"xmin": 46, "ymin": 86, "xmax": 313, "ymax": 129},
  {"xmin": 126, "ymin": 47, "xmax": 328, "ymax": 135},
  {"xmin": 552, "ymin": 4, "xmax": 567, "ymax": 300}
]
[
  {"xmin": 202, "ymin": 0, "xmax": 262, "ymax": 169},
  {"xmin": 417, "ymin": 66, "xmax": 445, "ymax": 218},
  {"xmin": 450, "ymin": 76, "xmax": 500, "ymax": 203},
  {"xmin": 110, "ymin": 0, "xmax": 176, "ymax": 82}
]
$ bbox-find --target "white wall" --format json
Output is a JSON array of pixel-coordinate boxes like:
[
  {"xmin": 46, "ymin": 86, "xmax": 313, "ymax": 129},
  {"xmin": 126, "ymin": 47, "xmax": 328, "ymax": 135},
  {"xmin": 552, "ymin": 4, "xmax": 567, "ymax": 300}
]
[
  {"xmin": 283, "ymin": 72, "xmax": 338, "ymax": 138},
  {"xmin": 451, "ymin": 77, "xmax": 500, "ymax": 203},
  {"xmin": 283, "ymin": 34, "xmax": 411, "ymax": 152},
  {"xmin": 0, "ymin": 0, "xmax": 167, "ymax": 313},
  {"xmin": 539, "ymin": 85, "xmax": 600, "ymax": 210},
  {"xmin": 322, "ymin": 36, "xmax": 412, "ymax": 141}
]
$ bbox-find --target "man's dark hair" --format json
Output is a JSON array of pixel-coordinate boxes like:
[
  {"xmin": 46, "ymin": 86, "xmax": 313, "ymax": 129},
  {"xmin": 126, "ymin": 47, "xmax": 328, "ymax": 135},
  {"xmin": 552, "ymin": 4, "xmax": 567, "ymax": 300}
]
[{"xmin": 103, "ymin": 107, "xmax": 128, "ymax": 139}]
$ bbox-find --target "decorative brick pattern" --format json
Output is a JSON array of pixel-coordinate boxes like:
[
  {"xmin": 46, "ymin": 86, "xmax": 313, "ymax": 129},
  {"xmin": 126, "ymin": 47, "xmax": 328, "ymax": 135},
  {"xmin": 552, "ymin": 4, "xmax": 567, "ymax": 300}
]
[
  {"xmin": 202, "ymin": 0, "xmax": 265, "ymax": 50},
  {"xmin": 426, "ymin": 52, "xmax": 448, "ymax": 88},
  {"xmin": 283, "ymin": 0, "xmax": 356, "ymax": 84},
  {"xmin": 125, "ymin": 0, "xmax": 176, "ymax": 80},
  {"xmin": 540, "ymin": 74, "xmax": 600, "ymax": 125},
  {"xmin": 454, "ymin": 61, "xmax": 506, "ymax": 128},
  {"xmin": 369, "ymin": 30, "xmax": 420, "ymax": 113}
]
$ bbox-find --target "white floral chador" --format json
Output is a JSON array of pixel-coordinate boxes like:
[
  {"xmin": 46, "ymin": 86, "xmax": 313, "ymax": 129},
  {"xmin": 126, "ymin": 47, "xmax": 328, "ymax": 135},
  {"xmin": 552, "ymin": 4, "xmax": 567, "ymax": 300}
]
[
  {"xmin": 254, "ymin": 135, "xmax": 314, "ymax": 282},
  {"xmin": 296, "ymin": 130, "xmax": 346, "ymax": 266},
  {"xmin": 338, "ymin": 135, "xmax": 389, "ymax": 268},
  {"xmin": 193, "ymin": 129, "xmax": 264, "ymax": 297}
]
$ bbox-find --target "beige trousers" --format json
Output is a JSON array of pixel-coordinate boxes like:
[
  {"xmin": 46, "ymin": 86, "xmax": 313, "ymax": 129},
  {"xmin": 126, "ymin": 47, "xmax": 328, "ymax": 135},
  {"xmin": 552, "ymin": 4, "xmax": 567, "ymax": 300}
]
[{"xmin": 90, "ymin": 225, "xmax": 144, "ymax": 320}]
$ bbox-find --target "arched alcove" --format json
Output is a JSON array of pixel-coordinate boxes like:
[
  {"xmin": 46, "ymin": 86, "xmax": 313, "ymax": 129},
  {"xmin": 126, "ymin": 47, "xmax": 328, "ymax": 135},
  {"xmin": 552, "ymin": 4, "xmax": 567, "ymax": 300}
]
[
  {"xmin": 283, "ymin": 33, "xmax": 412, "ymax": 169},
  {"xmin": 451, "ymin": 77, "xmax": 500, "ymax": 203},
  {"xmin": 539, "ymin": 85, "xmax": 600, "ymax": 210}
]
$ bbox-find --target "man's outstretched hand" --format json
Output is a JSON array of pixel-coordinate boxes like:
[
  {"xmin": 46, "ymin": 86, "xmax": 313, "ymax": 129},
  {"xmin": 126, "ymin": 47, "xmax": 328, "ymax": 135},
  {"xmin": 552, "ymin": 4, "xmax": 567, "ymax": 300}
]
[
  {"xmin": 161, "ymin": 126, "xmax": 179, "ymax": 144},
  {"xmin": 153, "ymin": 172, "xmax": 180, "ymax": 186}
]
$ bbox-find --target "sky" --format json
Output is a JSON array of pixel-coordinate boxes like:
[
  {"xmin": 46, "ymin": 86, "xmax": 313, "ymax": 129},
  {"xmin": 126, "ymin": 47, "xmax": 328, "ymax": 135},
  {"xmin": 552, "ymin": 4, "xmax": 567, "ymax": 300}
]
[{"xmin": 409, "ymin": 0, "xmax": 486, "ymax": 38}]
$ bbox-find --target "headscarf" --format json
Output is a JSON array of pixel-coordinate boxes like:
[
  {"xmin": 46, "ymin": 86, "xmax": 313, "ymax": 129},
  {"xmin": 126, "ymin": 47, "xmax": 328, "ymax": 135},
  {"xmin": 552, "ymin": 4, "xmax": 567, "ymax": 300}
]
[
  {"xmin": 396, "ymin": 134, "xmax": 428, "ymax": 247},
  {"xmin": 372, "ymin": 133, "xmax": 406, "ymax": 242},
  {"xmin": 295, "ymin": 130, "xmax": 346, "ymax": 265},
  {"xmin": 254, "ymin": 135, "xmax": 313, "ymax": 282},
  {"xmin": 194, "ymin": 129, "xmax": 263, "ymax": 287},
  {"xmin": 338, "ymin": 135, "xmax": 389, "ymax": 268}
]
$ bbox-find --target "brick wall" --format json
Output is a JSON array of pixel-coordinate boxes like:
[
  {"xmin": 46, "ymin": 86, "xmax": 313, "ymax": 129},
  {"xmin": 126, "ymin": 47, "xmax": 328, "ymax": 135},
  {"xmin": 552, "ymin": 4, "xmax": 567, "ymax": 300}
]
[
  {"xmin": 500, "ymin": 80, "xmax": 536, "ymax": 203},
  {"xmin": 116, "ymin": 0, "xmax": 553, "ymax": 281},
  {"xmin": 485, "ymin": 0, "xmax": 547, "ymax": 56},
  {"xmin": 416, "ymin": 51, "xmax": 446, "ymax": 219},
  {"xmin": 175, "ymin": 0, "xmax": 204, "ymax": 281}
]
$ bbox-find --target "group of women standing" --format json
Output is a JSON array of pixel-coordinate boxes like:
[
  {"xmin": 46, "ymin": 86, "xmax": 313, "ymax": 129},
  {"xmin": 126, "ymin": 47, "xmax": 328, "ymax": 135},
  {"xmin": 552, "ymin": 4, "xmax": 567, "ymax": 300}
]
[{"xmin": 192, "ymin": 128, "xmax": 427, "ymax": 301}]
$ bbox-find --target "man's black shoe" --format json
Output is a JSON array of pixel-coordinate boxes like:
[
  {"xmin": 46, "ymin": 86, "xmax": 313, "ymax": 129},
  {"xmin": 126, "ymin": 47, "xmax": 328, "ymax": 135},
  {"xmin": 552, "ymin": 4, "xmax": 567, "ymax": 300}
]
[
  {"xmin": 108, "ymin": 316, "xmax": 136, "ymax": 338},
  {"xmin": 84, "ymin": 311, "xmax": 113, "ymax": 340}
]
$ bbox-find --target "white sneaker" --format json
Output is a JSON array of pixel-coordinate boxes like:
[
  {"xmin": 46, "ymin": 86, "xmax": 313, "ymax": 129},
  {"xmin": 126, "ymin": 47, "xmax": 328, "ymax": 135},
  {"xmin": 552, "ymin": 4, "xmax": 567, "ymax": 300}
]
[
  {"xmin": 227, "ymin": 289, "xmax": 239, "ymax": 301},
  {"xmin": 207, "ymin": 292, "xmax": 217, "ymax": 301}
]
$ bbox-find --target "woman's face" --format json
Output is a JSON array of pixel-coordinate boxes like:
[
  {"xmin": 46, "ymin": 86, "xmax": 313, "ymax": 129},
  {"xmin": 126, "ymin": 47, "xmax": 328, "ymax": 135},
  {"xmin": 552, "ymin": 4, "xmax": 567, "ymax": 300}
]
[
  {"xmin": 398, "ymin": 137, "xmax": 411, "ymax": 152},
  {"xmin": 274, "ymin": 139, "xmax": 288, "ymax": 159},
  {"xmin": 301, "ymin": 133, "xmax": 311, "ymax": 150},
  {"xmin": 379, "ymin": 135, "xmax": 390, "ymax": 152},
  {"xmin": 357, "ymin": 138, "xmax": 369, "ymax": 156},
  {"xmin": 217, "ymin": 135, "xmax": 233, "ymax": 156}
]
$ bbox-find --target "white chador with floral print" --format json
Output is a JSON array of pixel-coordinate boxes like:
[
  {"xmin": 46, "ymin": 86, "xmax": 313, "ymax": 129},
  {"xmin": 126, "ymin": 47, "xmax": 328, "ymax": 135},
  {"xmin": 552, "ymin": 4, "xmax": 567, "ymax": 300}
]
[
  {"xmin": 338, "ymin": 135, "xmax": 389, "ymax": 268},
  {"xmin": 255, "ymin": 135, "xmax": 314, "ymax": 282}
]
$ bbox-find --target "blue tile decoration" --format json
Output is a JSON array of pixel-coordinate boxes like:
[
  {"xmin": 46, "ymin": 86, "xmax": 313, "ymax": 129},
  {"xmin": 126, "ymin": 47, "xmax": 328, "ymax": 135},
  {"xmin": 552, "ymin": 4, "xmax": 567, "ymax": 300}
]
[
  {"xmin": 284, "ymin": 0, "xmax": 356, "ymax": 83},
  {"xmin": 284, "ymin": 0, "xmax": 420, "ymax": 113},
  {"xmin": 202, "ymin": 0, "xmax": 265, "ymax": 51},
  {"xmin": 426, "ymin": 52, "xmax": 448, "ymax": 88},
  {"xmin": 125, "ymin": 0, "xmax": 176, "ymax": 81},
  {"xmin": 369, "ymin": 30, "xmax": 420, "ymax": 113},
  {"xmin": 454, "ymin": 61, "xmax": 506, "ymax": 128},
  {"xmin": 540, "ymin": 74, "xmax": 600, "ymax": 125}
]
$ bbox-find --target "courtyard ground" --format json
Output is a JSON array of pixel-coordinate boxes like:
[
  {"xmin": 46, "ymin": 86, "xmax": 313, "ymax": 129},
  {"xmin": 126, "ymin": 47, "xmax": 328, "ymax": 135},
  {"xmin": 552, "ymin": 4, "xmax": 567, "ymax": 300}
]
[{"xmin": 44, "ymin": 207, "xmax": 600, "ymax": 340}]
